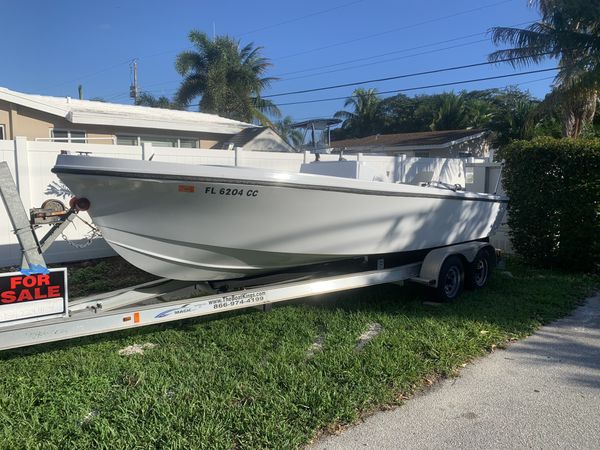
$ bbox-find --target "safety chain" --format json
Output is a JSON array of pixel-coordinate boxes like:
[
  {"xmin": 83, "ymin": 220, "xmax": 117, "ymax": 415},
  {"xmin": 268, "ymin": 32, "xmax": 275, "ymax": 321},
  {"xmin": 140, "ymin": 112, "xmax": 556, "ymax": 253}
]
[{"xmin": 61, "ymin": 215, "xmax": 102, "ymax": 249}]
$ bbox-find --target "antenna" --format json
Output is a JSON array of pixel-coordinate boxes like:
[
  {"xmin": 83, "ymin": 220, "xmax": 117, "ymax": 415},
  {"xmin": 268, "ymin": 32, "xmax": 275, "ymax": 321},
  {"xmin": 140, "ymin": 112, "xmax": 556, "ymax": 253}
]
[{"xmin": 129, "ymin": 59, "xmax": 139, "ymax": 102}]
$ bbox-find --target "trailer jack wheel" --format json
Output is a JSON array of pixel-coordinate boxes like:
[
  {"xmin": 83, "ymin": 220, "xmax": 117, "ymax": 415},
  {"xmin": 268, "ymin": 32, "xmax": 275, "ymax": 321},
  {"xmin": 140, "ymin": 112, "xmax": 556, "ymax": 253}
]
[
  {"xmin": 466, "ymin": 249, "xmax": 492, "ymax": 290},
  {"xmin": 434, "ymin": 255, "xmax": 464, "ymax": 302}
]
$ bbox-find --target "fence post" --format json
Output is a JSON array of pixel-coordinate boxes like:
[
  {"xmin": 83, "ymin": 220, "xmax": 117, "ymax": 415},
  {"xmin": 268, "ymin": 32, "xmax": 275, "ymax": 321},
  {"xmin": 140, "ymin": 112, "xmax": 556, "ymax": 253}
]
[
  {"xmin": 399, "ymin": 154, "xmax": 407, "ymax": 183},
  {"xmin": 141, "ymin": 142, "xmax": 153, "ymax": 161},
  {"xmin": 356, "ymin": 152, "xmax": 363, "ymax": 179},
  {"xmin": 14, "ymin": 137, "xmax": 32, "ymax": 210}
]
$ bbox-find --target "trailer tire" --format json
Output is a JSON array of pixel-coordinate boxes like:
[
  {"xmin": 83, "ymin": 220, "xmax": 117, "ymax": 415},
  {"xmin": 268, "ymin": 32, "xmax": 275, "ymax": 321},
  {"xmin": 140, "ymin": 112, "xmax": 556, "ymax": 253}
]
[
  {"xmin": 434, "ymin": 255, "xmax": 464, "ymax": 302},
  {"xmin": 465, "ymin": 249, "xmax": 492, "ymax": 290}
]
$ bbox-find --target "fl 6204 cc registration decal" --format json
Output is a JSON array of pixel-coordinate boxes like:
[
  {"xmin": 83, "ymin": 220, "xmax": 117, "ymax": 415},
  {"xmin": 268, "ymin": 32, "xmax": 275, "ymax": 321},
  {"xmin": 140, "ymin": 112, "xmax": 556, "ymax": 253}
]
[{"xmin": 204, "ymin": 186, "xmax": 259, "ymax": 197}]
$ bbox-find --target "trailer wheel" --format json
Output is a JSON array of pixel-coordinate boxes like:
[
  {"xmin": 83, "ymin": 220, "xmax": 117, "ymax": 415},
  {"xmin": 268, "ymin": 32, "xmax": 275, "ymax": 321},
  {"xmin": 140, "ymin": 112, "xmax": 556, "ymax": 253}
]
[
  {"xmin": 434, "ymin": 255, "xmax": 464, "ymax": 302},
  {"xmin": 466, "ymin": 249, "xmax": 492, "ymax": 290}
]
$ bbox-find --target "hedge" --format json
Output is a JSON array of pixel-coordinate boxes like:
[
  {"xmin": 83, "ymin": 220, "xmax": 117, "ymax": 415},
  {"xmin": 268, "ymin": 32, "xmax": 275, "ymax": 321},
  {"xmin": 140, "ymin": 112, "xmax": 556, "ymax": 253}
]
[{"xmin": 500, "ymin": 137, "xmax": 600, "ymax": 272}]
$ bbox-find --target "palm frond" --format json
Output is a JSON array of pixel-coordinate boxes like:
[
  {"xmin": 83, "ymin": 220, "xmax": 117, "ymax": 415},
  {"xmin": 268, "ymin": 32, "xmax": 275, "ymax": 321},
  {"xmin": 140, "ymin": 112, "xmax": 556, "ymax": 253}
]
[
  {"xmin": 175, "ymin": 51, "xmax": 206, "ymax": 75},
  {"xmin": 253, "ymin": 96, "xmax": 282, "ymax": 119},
  {"xmin": 175, "ymin": 74, "xmax": 206, "ymax": 107}
]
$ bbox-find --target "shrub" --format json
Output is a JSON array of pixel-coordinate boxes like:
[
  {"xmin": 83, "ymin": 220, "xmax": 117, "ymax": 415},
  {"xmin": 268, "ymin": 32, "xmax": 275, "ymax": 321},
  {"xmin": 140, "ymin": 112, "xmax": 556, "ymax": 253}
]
[{"xmin": 500, "ymin": 137, "xmax": 600, "ymax": 272}]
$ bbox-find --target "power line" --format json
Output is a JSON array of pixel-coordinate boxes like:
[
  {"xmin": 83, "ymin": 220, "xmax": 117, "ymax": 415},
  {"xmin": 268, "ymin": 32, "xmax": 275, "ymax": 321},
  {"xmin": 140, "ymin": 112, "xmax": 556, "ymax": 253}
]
[
  {"xmin": 271, "ymin": 67, "xmax": 559, "ymax": 107},
  {"xmin": 274, "ymin": 35, "xmax": 486, "ymax": 79},
  {"xmin": 264, "ymin": 53, "xmax": 555, "ymax": 98},
  {"xmin": 272, "ymin": 0, "xmax": 515, "ymax": 61},
  {"xmin": 121, "ymin": 39, "xmax": 490, "ymax": 99},
  {"xmin": 238, "ymin": 0, "xmax": 368, "ymax": 36},
  {"xmin": 121, "ymin": 42, "xmax": 490, "ymax": 100},
  {"xmin": 107, "ymin": 54, "xmax": 556, "ymax": 105},
  {"xmin": 280, "ymin": 39, "xmax": 489, "ymax": 82},
  {"xmin": 111, "ymin": 29, "xmax": 533, "ymax": 101},
  {"xmin": 272, "ymin": 20, "xmax": 533, "ymax": 80},
  {"xmin": 285, "ymin": 75, "xmax": 555, "ymax": 122}
]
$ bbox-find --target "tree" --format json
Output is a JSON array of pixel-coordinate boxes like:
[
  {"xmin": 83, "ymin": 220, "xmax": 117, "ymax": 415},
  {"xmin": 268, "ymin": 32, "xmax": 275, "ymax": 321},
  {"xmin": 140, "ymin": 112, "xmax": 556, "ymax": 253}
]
[
  {"xmin": 175, "ymin": 31, "xmax": 280, "ymax": 125},
  {"xmin": 489, "ymin": 0, "xmax": 600, "ymax": 137},
  {"xmin": 334, "ymin": 88, "xmax": 382, "ymax": 138},
  {"xmin": 275, "ymin": 116, "xmax": 304, "ymax": 149},
  {"xmin": 135, "ymin": 92, "xmax": 183, "ymax": 110},
  {"xmin": 377, "ymin": 94, "xmax": 426, "ymax": 133},
  {"xmin": 429, "ymin": 92, "xmax": 470, "ymax": 131},
  {"xmin": 466, "ymin": 98, "xmax": 495, "ymax": 128},
  {"xmin": 492, "ymin": 98, "xmax": 539, "ymax": 146}
]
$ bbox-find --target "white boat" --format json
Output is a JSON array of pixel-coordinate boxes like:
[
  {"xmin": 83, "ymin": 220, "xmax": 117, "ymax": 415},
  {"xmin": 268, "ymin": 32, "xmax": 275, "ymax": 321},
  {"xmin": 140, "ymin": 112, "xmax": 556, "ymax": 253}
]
[{"xmin": 52, "ymin": 155, "xmax": 507, "ymax": 281}]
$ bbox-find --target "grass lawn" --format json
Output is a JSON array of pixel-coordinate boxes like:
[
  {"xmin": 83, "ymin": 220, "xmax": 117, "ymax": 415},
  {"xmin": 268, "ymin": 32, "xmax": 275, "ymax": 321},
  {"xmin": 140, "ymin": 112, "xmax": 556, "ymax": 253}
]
[{"xmin": 0, "ymin": 258, "xmax": 598, "ymax": 449}]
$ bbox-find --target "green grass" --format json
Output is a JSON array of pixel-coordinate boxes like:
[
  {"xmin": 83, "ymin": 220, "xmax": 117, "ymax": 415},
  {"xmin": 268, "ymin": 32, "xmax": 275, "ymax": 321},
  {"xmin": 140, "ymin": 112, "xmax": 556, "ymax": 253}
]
[
  {"xmin": 52, "ymin": 257, "xmax": 158, "ymax": 298},
  {"xmin": 0, "ymin": 259, "xmax": 598, "ymax": 449}
]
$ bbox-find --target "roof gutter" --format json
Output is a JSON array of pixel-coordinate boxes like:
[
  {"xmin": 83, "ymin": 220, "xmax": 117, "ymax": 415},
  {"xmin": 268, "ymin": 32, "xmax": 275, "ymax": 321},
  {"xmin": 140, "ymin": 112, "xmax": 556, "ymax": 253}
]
[
  {"xmin": 68, "ymin": 111, "xmax": 253, "ymax": 135},
  {"xmin": 0, "ymin": 89, "xmax": 69, "ymax": 118},
  {"xmin": 333, "ymin": 131, "xmax": 488, "ymax": 151}
]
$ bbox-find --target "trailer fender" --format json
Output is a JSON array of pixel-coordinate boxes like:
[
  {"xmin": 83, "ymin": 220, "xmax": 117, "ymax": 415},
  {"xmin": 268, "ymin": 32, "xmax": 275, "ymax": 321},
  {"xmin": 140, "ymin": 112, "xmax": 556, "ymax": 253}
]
[{"xmin": 412, "ymin": 242, "xmax": 495, "ymax": 288}]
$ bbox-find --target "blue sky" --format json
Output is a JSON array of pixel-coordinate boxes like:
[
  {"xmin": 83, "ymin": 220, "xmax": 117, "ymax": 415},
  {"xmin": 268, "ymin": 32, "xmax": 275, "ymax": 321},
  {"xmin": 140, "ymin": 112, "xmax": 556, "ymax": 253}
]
[{"xmin": 3, "ymin": 0, "xmax": 556, "ymax": 121}]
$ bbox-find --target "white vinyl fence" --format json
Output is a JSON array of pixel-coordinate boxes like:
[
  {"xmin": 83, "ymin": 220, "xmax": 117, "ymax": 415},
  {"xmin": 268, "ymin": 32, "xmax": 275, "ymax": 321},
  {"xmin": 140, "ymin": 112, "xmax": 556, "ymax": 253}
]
[{"xmin": 0, "ymin": 138, "xmax": 482, "ymax": 267}]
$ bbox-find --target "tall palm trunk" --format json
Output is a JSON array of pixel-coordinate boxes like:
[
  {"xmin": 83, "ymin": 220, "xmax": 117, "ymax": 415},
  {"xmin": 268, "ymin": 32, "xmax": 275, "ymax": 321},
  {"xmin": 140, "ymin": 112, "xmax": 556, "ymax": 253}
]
[{"xmin": 561, "ymin": 90, "xmax": 598, "ymax": 137}]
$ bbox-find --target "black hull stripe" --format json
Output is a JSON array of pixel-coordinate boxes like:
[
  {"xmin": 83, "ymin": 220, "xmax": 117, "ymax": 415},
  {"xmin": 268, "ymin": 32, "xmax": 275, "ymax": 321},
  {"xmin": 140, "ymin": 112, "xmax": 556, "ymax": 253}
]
[{"xmin": 52, "ymin": 167, "xmax": 509, "ymax": 203}]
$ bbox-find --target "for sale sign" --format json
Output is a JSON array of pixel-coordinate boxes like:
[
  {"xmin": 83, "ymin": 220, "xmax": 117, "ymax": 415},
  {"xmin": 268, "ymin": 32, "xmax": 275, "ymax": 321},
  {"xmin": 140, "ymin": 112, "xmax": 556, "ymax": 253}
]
[{"xmin": 0, "ymin": 268, "xmax": 68, "ymax": 327}]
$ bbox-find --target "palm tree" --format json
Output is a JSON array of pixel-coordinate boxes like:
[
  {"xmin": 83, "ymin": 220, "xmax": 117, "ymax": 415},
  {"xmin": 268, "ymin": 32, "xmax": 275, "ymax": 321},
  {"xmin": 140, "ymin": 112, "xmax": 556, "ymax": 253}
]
[
  {"xmin": 466, "ymin": 99, "xmax": 495, "ymax": 128},
  {"xmin": 491, "ymin": 98, "xmax": 539, "ymax": 146},
  {"xmin": 430, "ymin": 92, "xmax": 469, "ymax": 131},
  {"xmin": 334, "ymin": 88, "xmax": 381, "ymax": 137},
  {"xmin": 275, "ymin": 116, "xmax": 304, "ymax": 149},
  {"xmin": 175, "ymin": 31, "xmax": 280, "ymax": 125},
  {"xmin": 489, "ymin": 0, "xmax": 600, "ymax": 137}
]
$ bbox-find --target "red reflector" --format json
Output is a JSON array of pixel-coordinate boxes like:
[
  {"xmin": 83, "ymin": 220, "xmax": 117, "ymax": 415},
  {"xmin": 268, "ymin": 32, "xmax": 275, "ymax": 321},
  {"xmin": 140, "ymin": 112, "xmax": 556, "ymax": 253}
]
[
  {"xmin": 69, "ymin": 197, "xmax": 91, "ymax": 211},
  {"xmin": 76, "ymin": 198, "xmax": 91, "ymax": 211},
  {"xmin": 178, "ymin": 185, "xmax": 195, "ymax": 193}
]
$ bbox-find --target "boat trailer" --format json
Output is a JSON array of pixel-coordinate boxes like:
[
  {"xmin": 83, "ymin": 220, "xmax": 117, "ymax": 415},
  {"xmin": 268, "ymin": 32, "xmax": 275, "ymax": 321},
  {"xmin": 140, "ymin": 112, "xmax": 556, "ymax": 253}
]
[{"xmin": 0, "ymin": 161, "xmax": 496, "ymax": 351}]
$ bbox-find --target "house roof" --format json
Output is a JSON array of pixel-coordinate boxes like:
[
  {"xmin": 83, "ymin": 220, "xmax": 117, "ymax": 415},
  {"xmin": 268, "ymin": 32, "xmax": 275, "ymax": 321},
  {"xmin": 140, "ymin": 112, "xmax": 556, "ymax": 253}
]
[
  {"xmin": 225, "ymin": 127, "xmax": 269, "ymax": 147},
  {"xmin": 331, "ymin": 129, "xmax": 488, "ymax": 151},
  {"xmin": 0, "ymin": 87, "xmax": 254, "ymax": 135},
  {"xmin": 217, "ymin": 126, "xmax": 295, "ymax": 152}
]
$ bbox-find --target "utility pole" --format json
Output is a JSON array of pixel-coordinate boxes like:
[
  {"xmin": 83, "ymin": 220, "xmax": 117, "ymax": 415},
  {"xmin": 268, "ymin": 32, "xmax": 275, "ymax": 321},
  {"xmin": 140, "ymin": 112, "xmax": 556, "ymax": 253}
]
[{"xmin": 129, "ymin": 59, "xmax": 139, "ymax": 102}]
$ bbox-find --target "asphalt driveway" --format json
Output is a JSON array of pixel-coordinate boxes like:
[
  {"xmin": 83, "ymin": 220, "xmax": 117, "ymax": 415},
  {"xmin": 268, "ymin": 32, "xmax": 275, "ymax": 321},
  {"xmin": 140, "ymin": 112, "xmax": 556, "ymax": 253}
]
[{"xmin": 313, "ymin": 294, "xmax": 600, "ymax": 449}]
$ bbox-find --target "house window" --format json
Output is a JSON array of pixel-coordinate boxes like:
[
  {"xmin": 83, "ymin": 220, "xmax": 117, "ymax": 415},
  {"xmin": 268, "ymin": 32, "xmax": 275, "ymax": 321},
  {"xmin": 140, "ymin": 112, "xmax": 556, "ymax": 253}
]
[
  {"xmin": 179, "ymin": 138, "xmax": 198, "ymax": 148},
  {"xmin": 0, "ymin": 124, "xmax": 5, "ymax": 140},
  {"xmin": 51, "ymin": 129, "xmax": 86, "ymax": 143},
  {"xmin": 140, "ymin": 136, "xmax": 178, "ymax": 148},
  {"xmin": 116, "ymin": 134, "xmax": 198, "ymax": 148},
  {"xmin": 116, "ymin": 135, "xmax": 139, "ymax": 146}
]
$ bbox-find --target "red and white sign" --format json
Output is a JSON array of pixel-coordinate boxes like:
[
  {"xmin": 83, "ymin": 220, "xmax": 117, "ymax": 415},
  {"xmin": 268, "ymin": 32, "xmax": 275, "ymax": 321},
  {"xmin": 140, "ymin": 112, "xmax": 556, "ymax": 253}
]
[{"xmin": 0, "ymin": 268, "xmax": 68, "ymax": 327}]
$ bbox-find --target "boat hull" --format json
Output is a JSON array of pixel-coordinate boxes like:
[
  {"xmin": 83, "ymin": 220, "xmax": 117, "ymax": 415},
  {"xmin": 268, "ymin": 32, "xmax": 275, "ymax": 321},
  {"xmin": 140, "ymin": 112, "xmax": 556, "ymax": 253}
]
[{"xmin": 53, "ymin": 156, "xmax": 506, "ymax": 281}]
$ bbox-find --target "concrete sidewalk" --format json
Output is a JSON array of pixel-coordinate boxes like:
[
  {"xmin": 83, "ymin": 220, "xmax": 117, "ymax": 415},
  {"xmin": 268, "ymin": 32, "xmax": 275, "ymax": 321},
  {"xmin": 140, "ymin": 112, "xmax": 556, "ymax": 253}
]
[{"xmin": 313, "ymin": 295, "xmax": 600, "ymax": 450}]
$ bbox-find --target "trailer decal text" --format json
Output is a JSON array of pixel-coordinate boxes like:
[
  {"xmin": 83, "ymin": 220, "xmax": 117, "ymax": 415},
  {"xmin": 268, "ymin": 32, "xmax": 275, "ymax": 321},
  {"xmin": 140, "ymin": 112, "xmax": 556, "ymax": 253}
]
[{"xmin": 154, "ymin": 291, "xmax": 268, "ymax": 319}]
